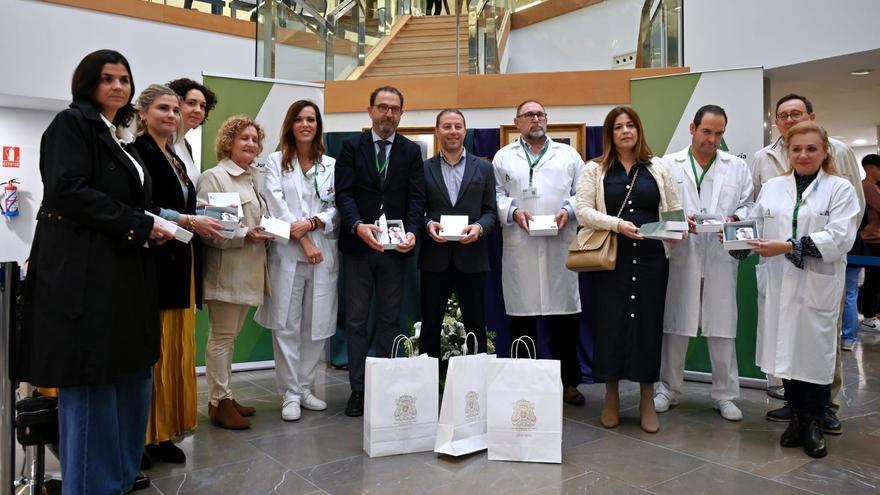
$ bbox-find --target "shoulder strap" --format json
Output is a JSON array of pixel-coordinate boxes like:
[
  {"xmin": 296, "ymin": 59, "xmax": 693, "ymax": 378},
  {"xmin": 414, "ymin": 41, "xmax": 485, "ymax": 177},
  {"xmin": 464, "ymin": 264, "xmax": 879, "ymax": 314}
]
[{"xmin": 614, "ymin": 166, "xmax": 640, "ymax": 218}]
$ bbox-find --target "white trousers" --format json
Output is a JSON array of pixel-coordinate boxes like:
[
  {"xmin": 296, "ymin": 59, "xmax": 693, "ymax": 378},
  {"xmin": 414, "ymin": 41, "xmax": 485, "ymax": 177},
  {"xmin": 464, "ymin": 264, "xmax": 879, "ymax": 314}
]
[
  {"xmin": 272, "ymin": 263, "xmax": 326, "ymax": 404},
  {"xmin": 656, "ymin": 334, "xmax": 739, "ymax": 403},
  {"xmin": 206, "ymin": 301, "xmax": 250, "ymax": 406}
]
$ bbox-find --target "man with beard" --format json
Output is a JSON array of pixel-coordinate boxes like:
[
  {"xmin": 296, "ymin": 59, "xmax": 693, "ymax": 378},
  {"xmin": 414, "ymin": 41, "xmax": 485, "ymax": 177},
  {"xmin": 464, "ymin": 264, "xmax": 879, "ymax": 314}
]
[
  {"xmin": 335, "ymin": 86, "xmax": 426, "ymax": 417},
  {"xmin": 493, "ymin": 100, "xmax": 587, "ymax": 405}
]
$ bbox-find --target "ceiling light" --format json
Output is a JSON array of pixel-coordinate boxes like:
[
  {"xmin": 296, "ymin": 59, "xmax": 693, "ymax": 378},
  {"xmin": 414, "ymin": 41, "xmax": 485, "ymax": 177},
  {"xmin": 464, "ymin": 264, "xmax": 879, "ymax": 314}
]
[
  {"xmin": 851, "ymin": 69, "xmax": 872, "ymax": 75},
  {"xmin": 853, "ymin": 139, "xmax": 868, "ymax": 145}
]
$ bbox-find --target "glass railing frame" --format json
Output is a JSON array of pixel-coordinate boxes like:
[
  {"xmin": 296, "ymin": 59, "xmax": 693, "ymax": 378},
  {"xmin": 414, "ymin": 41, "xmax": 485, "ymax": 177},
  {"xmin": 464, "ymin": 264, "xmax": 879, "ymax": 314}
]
[{"xmin": 324, "ymin": 0, "xmax": 367, "ymax": 80}]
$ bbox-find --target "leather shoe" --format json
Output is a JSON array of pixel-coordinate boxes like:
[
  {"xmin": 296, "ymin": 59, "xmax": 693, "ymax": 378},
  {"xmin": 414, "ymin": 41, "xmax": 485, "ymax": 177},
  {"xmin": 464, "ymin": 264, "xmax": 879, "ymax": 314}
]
[
  {"xmin": 563, "ymin": 386, "xmax": 585, "ymax": 405},
  {"xmin": 766, "ymin": 403, "xmax": 792, "ymax": 422},
  {"xmin": 125, "ymin": 475, "xmax": 151, "ymax": 493},
  {"xmin": 345, "ymin": 391, "xmax": 364, "ymax": 417},
  {"xmin": 232, "ymin": 399, "xmax": 256, "ymax": 417},
  {"xmin": 210, "ymin": 399, "xmax": 251, "ymax": 430},
  {"xmin": 145, "ymin": 440, "xmax": 186, "ymax": 464},
  {"xmin": 803, "ymin": 417, "xmax": 827, "ymax": 458},
  {"xmin": 766, "ymin": 385, "xmax": 786, "ymax": 400},
  {"xmin": 780, "ymin": 412, "xmax": 803, "ymax": 448},
  {"xmin": 822, "ymin": 410, "xmax": 842, "ymax": 435}
]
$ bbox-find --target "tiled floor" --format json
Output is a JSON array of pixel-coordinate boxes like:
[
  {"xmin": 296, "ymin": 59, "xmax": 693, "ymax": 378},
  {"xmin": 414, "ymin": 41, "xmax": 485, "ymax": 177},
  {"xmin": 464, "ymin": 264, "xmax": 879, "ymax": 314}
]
[{"xmin": 17, "ymin": 329, "xmax": 880, "ymax": 494}]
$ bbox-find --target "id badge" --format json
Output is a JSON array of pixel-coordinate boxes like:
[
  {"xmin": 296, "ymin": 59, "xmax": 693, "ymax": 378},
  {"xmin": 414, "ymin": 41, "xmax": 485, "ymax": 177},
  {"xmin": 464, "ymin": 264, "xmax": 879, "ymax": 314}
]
[{"xmin": 521, "ymin": 186, "xmax": 540, "ymax": 199}]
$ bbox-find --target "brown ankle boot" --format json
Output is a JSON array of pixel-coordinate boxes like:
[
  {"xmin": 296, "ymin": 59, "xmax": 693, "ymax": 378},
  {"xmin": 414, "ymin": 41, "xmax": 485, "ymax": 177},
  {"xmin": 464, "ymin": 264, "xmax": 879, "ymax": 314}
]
[
  {"xmin": 210, "ymin": 399, "xmax": 251, "ymax": 430},
  {"xmin": 232, "ymin": 399, "xmax": 256, "ymax": 417}
]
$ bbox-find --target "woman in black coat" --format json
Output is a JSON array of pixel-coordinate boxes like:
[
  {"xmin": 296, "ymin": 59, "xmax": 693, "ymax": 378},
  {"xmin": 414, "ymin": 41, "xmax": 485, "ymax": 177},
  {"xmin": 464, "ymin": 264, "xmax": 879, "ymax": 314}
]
[{"xmin": 17, "ymin": 49, "xmax": 173, "ymax": 494}]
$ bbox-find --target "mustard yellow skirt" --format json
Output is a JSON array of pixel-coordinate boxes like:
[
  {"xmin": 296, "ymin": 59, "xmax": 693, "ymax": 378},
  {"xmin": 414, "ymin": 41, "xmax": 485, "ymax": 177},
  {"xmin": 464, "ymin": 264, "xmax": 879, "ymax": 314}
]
[{"xmin": 145, "ymin": 253, "xmax": 198, "ymax": 445}]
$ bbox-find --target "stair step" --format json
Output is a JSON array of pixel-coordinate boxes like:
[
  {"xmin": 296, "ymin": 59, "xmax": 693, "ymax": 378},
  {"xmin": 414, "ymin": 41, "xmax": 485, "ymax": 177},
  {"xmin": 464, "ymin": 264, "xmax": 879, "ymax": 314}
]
[
  {"xmin": 377, "ymin": 47, "xmax": 460, "ymax": 59},
  {"xmin": 364, "ymin": 67, "xmax": 463, "ymax": 78},
  {"xmin": 385, "ymin": 42, "xmax": 460, "ymax": 52},
  {"xmin": 398, "ymin": 28, "xmax": 464, "ymax": 37},
  {"xmin": 373, "ymin": 57, "xmax": 467, "ymax": 68},
  {"xmin": 390, "ymin": 38, "xmax": 463, "ymax": 47}
]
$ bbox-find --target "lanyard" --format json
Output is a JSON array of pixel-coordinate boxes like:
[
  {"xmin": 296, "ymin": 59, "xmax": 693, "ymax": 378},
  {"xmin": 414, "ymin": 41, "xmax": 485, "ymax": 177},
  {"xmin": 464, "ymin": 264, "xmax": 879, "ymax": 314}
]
[
  {"xmin": 521, "ymin": 138, "xmax": 549, "ymax": 187},
  {"xmin": 374, "ymin": 148, "xmax": 389, "ymax": 175},
  {"xmin": 301, "ymin": 160, "xmax": 326, "ymax": 202},
  {"xmin": 792, "ymin": 189, "xmax": 802, "ymax": 239},
  {"xmin": 687, "ymin": 148, "xmax": 716, "ymax": 194}
]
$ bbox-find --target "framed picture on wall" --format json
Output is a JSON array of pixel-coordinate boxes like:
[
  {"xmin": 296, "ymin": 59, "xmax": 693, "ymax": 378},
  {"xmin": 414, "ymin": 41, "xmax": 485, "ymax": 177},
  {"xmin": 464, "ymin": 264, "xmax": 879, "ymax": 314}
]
[
  {"xmin": 363, "ymin": 126, "xmax": 438, "ymax": 161},
  {"xmin": 500, "ymin": 123, "xmax": 587, "ymax": 160}
]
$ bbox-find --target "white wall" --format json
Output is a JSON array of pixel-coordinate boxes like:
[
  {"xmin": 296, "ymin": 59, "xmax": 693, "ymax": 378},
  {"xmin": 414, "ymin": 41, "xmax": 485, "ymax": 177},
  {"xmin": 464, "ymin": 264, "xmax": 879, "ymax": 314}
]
[
  {"xmin": 0, "ymin": 108, "xmax": 55, "ymax": 264},
  {"xmin": 506, "ymin": 0, "xmax": 642, "ymax": 73},
  {"xmin": 0, "ymin": 0, "xmax": 254, "ymax": 106},
  {"xmin": 854, "ymin": 144, "xmax": 880, "ymax": 164},
  {"xmin": 683, "ymin": 0, "xmax": 880, "ymax": 71}
]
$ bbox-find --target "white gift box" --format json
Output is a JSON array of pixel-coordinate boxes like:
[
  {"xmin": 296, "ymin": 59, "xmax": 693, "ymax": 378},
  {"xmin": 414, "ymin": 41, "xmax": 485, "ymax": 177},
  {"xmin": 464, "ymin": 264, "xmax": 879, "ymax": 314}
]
[
  {"xmin": 260, "ymin": 216, "xmax": 290, "ymax": 244},
  {"xmin": 695, "ymin": 213, "xmax": 724, "ymax": 233},
  {"xmin": 146, "ymin": 211, "xmax": 193, "ymax": 243},
  {"xmin": 439, "ymin": 215, "xmax": 469, "ymax": 241},
  {"xmin": 528, "ymin": 215, "xmax": 559, "ymax": 236},
  {"xmin": 723, "ymin": 220, "xmax": 759, "ymax": 250}
]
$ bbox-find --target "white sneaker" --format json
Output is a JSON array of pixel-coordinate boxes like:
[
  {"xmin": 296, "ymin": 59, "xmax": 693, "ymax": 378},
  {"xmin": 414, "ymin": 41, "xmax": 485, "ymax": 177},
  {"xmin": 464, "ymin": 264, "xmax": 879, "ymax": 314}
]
[
  {"xmin": 715, "ymin": 400, "xmax": 743, "ymax": 421},
  {"xmin": 281, "ymin": 400, "xmax": 301, "ymax": 421},
  {"xmin": 654, "ymin": 393, "xmax": 674, "ymax": 413},
  {"xmin": 860, "ymin": 317, "xmax": 880, "ymax": 332},
  {"xmin": 301, "ymin": 392, "xmax": 327, "ymax": 411}
]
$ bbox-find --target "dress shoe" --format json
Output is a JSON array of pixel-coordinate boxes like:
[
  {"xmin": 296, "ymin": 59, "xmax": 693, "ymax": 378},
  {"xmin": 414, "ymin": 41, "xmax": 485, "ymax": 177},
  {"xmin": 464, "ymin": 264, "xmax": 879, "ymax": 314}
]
[
  {"xmin": 563, "ymin": 386, "xmax": 585, "ymax": 405},
  {"xmin": 232, "ymin": 399, "xmax": 256, "ymax": 417},
  {"xmin": 780, "ymin": 412, "xmax": 804, "ymax": 448},
  {"xmin": 145, "ymin": 440, "xmax": 186, "ymax": 464},
  {"xmin": 766, "ymin": 403, "xmax": 792, "ymax": 422},
  {"xmin": 766, "ymin": 385, "xmax": 786, "ymax": 400},
  {"xmin": 822, "ymin": 410, "xmax": 843, "ymax": 435},
  {"xmin": 210, "ymin": 399, "xmax": 251, "ymax": 430},
  {"xmin": 125, "ymin": 475, "xmax": 151, "ymax": 493},
  {"xmin": 345, "ymin": 391, "xmax": 364, "ymax": 417},
  {"xmin": 803, "ymin": 417, "xmax": 827, "ymax": 458},
  {"xmin": 301, "ymin": 391, "xmax": 328, "ymax": 411},
  {"xmin": 653, "ymin": 393, "xmax": 675, "ymax": 413},
  {"xmin": 714, "ymin": 400, "xmax": 743, "ymax": 422},
  {"xmin": 281, "ymin": 400, "xmax": 301, "ymax": 421}
]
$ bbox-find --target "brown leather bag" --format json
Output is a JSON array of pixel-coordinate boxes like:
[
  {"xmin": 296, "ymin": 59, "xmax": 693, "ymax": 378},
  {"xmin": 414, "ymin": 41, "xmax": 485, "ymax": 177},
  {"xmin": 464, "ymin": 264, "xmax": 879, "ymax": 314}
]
[{"xmin": 565, "ymin": 167, "xmax": 640, "ymax": 272}]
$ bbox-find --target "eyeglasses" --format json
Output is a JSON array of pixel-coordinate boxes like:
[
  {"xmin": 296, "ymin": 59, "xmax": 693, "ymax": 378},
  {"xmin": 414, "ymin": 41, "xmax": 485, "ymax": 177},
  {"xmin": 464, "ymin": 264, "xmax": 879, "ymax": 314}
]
[
  {"xmin": 517, "ymin": 111, "xmax": 547, "ymax": 120},
  {"xmin": 374, "ymin": 104, "xmax": 403, "ymax": 115},
  {"xmin": 776, "ymin": 110, "xmax": 805, "ymax": 121}
]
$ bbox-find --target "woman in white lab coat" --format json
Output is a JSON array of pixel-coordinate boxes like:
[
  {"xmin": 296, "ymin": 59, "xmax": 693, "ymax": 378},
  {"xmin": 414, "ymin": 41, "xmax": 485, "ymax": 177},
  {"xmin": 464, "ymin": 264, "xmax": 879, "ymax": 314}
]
[
  {"xmin": 254, "ymin": 100, "xmax": 339, "ymax": 421},
  {"xmin": 737, "ymin": 121, "xmax": 858, "ymax": 458}
]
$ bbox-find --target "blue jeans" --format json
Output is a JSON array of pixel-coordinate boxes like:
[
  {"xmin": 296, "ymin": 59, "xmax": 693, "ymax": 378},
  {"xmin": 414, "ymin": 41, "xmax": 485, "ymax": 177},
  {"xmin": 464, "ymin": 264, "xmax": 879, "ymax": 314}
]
[
  {"xmin": 843, "ymin": 266, "xmax": 860, "ymax": 343},
  {"xmin": 58, "ymin": 372, "xmax": 152, "ymax": 495}
]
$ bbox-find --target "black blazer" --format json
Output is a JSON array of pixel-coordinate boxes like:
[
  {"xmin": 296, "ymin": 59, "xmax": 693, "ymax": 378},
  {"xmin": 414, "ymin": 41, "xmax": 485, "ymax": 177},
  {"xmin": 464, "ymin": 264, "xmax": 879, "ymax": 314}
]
[
  {"xmin": 335, "ymin": 131, "xmax": 426, "ymax": 257},
  {"xmin": 132, "ymin": 133, "xmax": 203, "ymax": 310},
  {"xmin": 418, "ymin": 153, "xmax": 498, "ymax": 273},
  {"xmin": 18, "ymin": 100, "xmax": 160, "ymax": 387}
]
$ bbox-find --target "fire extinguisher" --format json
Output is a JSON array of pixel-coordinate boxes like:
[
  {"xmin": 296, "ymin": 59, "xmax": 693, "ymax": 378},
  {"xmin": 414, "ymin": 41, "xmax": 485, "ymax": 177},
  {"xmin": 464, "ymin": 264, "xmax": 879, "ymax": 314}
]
[{"xmin": 1, "ymin": 179, "xmax": 20, "ymax": 217}]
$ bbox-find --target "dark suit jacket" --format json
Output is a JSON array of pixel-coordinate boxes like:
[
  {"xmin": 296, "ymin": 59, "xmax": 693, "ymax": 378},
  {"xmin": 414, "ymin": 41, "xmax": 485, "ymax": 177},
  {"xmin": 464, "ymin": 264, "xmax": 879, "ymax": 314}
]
[
  {"xmin": 335, "ymin": 131, "xmax": 426, "ymax": 257},
  {"xmin": 418, "ymin": 153, "xmax": 498, "ymax": 273},
  {"xmin": 18, "ymin": 100, "xmax": 159, "ymax": 387},
  {"xmin": 132, "ymin": 133, "xmax": 204, "ymax": 310}
]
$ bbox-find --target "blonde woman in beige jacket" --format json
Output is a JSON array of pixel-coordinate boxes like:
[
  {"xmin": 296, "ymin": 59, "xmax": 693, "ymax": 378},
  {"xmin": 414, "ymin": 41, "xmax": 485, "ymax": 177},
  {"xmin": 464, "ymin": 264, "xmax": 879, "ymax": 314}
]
[
  {"xmin": 196, "ymin": 115, "xmax": 272, "ymax": 430},
  {"xmin": 575, "ymin": 106, "xmax": 682, "ymax": 434}
]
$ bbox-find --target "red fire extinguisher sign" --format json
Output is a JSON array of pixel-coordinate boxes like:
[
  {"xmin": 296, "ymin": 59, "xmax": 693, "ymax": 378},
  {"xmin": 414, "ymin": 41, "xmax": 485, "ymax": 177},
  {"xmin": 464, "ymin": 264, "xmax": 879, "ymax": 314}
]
[{"xmin": 2, "ymin": 146, "xmax": 20, "ymax": 168}]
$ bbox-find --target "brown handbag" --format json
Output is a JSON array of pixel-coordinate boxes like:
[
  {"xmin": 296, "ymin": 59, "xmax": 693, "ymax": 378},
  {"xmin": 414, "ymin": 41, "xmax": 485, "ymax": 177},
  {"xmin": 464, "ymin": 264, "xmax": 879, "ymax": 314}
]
[{"xmin": 566, "ymin": 167, "xmax": 640, "ymax": 272}]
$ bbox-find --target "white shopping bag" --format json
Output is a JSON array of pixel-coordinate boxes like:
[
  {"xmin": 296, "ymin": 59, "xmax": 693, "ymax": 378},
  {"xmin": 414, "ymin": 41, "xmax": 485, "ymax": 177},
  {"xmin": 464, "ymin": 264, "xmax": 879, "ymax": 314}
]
[
  {"xmin": 486, "ymin": 337, "xmax": 562, "ymax": 463},
  {"xmin": 364, "ymin": 336, "xmax": 439, "ymax": 458},
  {"xmin": 434, "ymin": 333, "xmax": 494, "ymax": 456}
]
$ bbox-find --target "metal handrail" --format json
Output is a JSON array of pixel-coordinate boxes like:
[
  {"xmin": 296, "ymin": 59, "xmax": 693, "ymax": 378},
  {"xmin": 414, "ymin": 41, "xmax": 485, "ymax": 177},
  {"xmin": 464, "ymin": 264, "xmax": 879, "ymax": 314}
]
[{"xmin": 324, "ymin": 0, "xmax": 367, "ymax": 80}]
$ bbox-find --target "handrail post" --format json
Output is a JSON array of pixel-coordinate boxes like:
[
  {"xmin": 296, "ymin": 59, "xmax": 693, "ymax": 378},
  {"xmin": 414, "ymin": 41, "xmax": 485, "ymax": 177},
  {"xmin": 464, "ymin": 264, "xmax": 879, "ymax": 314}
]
[
  {"xmin": 357, "ymin": 2, "xmax": 366, "ymax": 67},
  {"xmin": 261, "ymin": 0, "xmax": 277, "ymax": 78},
  {"xmin": 485, "ymin": 1, "xmax": 496, "ymax": 73}
]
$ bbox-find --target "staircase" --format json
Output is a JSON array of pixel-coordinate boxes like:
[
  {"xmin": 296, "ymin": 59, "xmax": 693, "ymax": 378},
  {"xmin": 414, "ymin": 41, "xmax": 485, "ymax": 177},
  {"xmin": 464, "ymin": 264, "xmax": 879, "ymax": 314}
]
[{"xmin": 359, "ymin": 16, "xmax": 468, "ymax": 79}]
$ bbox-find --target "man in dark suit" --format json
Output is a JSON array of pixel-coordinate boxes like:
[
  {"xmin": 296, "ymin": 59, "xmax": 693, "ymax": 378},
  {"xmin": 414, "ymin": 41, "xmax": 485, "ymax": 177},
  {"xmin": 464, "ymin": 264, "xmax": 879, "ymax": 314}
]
[
  {"xmin": 335, "ymin": 86, "xmax": 426, "ymax": 417},
  {"xmin": 419, "ymin": 109, "xmax": 497, "ymax": 357}
]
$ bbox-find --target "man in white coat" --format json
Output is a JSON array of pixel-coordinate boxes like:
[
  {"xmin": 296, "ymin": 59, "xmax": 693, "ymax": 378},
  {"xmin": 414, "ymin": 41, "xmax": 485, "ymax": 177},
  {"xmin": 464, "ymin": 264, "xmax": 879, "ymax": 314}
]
[
  {"xmin": 654, "ymin": 105, "xmax": 752, "ymax": 421},
  {"xmin": 493, "ymin": 100, "xmax": 587, "ymax": 405},
  {"xmin": 752, "ymin": 93, "xmax": 864, "ymax": 433}
]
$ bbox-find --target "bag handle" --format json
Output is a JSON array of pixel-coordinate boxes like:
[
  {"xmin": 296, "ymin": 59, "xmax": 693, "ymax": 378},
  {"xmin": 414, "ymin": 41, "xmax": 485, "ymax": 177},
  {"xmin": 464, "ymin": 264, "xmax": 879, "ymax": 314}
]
[
  {"xmin": 613, "ymin": 166, "xmax": 640, "ymax": 219},
  {"xmin": 464, "ymin": 332, "xmax": 479, "ymax": 355},
  {"xmin": 510, "ymin": 336, "xmax": 536, "ymax": 359},
  {"xmin": 391, "ymin": 334, "xmax": 414, "ymax": 358}
]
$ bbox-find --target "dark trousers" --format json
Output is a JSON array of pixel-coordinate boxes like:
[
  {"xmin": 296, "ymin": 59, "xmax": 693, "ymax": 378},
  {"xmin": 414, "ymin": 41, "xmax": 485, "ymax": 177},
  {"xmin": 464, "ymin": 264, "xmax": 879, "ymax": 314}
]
[
  {"xmin": 419, "ymin": 267, "xmax": 487, "ymax": 358},
  {"xmin": 508, "ymin": 314, "xmax": 582, "ymax": 387},
  {"xmin": 58, "ymin": 373, "xmax": 152, "ymax": 495},
  {"xmin": 860, "ymin": 243, "xmax": 880, "ymax": 317},
  {"xmin": 426, "ymin": 0, "xmax": 442, "ymax": 15},
  {"xmin": 782, "ymin": 378, "xmax": 830, "ymax": 419},
  {"xmin": 344, "ymin": 251, "xmax": 407, "ymax": 392}
]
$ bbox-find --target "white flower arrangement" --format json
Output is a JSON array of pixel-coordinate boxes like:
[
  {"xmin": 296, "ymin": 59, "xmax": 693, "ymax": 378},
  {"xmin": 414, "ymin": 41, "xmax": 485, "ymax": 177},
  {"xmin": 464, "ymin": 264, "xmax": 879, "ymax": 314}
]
[{"xmin": 405, "ymin": 297, "xmax": 495, "ymax": 361}]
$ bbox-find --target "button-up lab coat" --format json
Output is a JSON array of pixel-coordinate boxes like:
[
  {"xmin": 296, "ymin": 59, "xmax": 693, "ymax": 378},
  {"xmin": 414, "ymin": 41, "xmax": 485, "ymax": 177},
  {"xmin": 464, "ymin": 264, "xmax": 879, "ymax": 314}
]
[
  {"xmin": 751, "ymin": 170, "xmax": 859, "ymax": 384},
  {"xmin": 493, "ymin": 139, "xmax": 585, "ymax": 315},
  {"xmin": 254, "ymin": 152, "xmax": 339, "ymax": 340},
  {"xmin": 662, "ymin": 148, "xmax": 753, "ymax": 338}
]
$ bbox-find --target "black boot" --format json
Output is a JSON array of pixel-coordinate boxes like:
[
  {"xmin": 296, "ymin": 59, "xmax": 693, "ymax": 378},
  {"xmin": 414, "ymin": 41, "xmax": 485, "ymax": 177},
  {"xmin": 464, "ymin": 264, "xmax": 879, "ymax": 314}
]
[
  {"xmin": 803, "ymin": 417, "xmax": 827, "ymax": 458},
  {"xmin": 780, "ymin": 412, "xmax": 804, "ymax": 447}
]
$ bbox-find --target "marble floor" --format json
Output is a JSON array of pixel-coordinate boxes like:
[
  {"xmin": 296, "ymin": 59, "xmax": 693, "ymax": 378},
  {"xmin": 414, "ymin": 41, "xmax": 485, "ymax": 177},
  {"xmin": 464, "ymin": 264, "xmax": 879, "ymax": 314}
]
[{"xmin": 16, "ymin": 329, "xmax": 880, "ymax": 494}]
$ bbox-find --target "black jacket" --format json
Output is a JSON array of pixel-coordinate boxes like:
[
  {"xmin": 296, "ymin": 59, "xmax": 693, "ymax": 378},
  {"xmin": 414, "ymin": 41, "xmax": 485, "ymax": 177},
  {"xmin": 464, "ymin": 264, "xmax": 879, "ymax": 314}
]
[
  {"xmin": 17, "ymin": 100, "xmax": 159, "ymax": 387},
  {"xmin": 132, "ymin": 133, "xmax": 204, "ymax": 309},
  {"xmin": 418, "ymin": 153, "xmax": 498, "ymax": 273},
  {"xmin": 335, "ymin": 131, "xmax": 426, "ymax": 257}
]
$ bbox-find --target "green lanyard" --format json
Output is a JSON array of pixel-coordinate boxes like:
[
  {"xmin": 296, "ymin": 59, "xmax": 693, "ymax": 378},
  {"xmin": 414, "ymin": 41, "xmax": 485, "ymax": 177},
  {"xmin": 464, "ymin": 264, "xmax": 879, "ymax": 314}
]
[
  {"xmin": 374, "ymin": 148, "xmax": 389, "ymax": 175},
  {"xmin": 301, "ymin": 159, "xmax": 327, "ymax": 202},
  {"xmin": 792, "ymin": 189, "xmax": 802, "ymax": 239},
  {"xmin": 521, "ymin": 138, "xmax": 549, "ymax": 187},
  {"xmin": 687, "ymin": 148, "xmax": 716, "ymax": 194}
]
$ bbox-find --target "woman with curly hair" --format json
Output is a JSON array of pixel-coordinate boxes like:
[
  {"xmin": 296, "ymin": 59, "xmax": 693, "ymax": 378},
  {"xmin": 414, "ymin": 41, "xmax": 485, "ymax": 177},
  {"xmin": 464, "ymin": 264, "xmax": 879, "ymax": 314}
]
[
  {"xmin": 167, "ymin": 77, "xmax": 217, "ymax": 186},
  {"xmin": 196, "ymin": 115, "xmax": 274, "ymax": 429}
]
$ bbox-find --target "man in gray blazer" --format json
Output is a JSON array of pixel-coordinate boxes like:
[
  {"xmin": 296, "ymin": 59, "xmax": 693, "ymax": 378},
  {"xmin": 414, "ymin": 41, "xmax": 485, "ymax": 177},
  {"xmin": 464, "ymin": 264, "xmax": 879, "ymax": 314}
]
[{"xmin": 419, "ymin": 109, "xmax": 498, "ymax": 357}]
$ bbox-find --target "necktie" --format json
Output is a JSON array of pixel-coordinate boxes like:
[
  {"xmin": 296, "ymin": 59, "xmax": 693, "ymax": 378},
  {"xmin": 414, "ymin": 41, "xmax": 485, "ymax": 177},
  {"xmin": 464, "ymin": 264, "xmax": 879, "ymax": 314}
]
[{"xmin": 376, "ymin": 140, "xmax": 389, "ymax": 186}]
